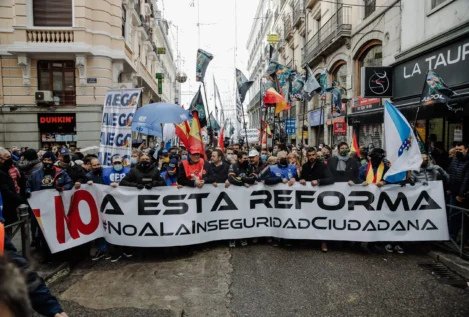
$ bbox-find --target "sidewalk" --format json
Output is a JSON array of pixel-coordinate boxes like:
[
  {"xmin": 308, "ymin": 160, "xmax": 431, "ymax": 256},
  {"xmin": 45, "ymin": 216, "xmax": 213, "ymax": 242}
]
[{"xmin": 429, "ymin": 250, "xmax": 469, "ymax": 280}]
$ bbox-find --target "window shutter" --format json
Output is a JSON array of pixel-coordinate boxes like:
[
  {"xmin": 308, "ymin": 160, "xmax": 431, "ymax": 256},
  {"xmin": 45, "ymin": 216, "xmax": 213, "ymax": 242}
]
[{"xmin": 33, "ymin": 0, "xmax": 73, "ymax": 27}]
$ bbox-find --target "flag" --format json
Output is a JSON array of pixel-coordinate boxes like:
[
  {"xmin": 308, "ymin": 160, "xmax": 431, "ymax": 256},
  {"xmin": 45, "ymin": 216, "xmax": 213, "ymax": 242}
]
[
  {"xmin": 303, "ymin": 66, "xmax": 322, "ymax": 101},
  {"xmin": 350, "ymin": 130, "xmax": 359, "ymax": 153},
  {"xmin": 218, "ymin": 126, "xmax": 225, "ymax": 152},
  {"xmin": 318, "ymin": 69, "xmax": 328, "ymax": 94},
  {"xmin": 265, "ymin": 61, "xmax": 292, "ymax": 103},
  {"xmin": 236, "ymin": 69, "xmax": 254, "ymax": 103},
  {"xmin": 421, "ymin": 70, "xmax": 456, "ymax": 109},
  {"xmin": 175, "ymin": 121, "xmax": 190, "ymax": 149},
  {"xmin": 263, "ymin": 88, "xmax": 290, "ymax": 115},
  {"xmin": 236, "ymin": 89, "xmax": 243, "ymax": 123},
  {"xmin": 290, "ymin": 72, "xmax": 304, "ymax": 102},
  {"xmin": 188, "ymin": 112, "xmax": 206, "ymax": 159},
  {"xmin": 413, "ymin": 126, "xmax": 426, "ymax": 154},
  {"xmin": 209, "ymin": 112, "xmax": 221, "ymax": 131},
  {"xmin": 196, "ymin": 49, "xmax": 214, "ymax": 82},
  {"xmin": 327, "ymin": 80, "xmax": 342, "ymax": 117},
  {"xmin": 262, "ymin": 119, "xmax": 272, "ymax": 136},
  {"xmin": 383, "ymin": 100, "xmax": 423, "ymax": 183},
  {"xmin": 189, "ymin": 86, "xmax": 207, "ymax": 127}
]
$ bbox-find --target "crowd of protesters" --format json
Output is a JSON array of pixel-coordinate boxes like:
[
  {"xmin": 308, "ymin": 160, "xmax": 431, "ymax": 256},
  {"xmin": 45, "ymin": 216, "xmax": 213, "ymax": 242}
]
[{"xmin": 0, "ymin": 139, "xmax": 468, "ymax": 315}]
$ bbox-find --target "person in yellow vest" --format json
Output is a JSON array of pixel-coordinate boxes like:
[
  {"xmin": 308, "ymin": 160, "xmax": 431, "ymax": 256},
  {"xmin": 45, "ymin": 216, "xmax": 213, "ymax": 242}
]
[{"xmin": 356, "ymin": 148, "xmax": 389, "ymax": 186}]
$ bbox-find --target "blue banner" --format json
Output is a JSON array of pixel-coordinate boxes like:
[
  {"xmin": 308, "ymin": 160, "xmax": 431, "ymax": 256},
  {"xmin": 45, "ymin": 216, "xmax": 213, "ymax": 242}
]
[{"xmin": 309, "ymin": 109, "xmax": 324, "ymax": 127}]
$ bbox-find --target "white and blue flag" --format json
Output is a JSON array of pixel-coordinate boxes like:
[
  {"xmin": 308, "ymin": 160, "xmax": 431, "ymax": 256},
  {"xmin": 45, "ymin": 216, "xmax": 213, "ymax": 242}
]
[{"xmin": 383, "ymin": 100, "xmax": 422, "ymax": 183}]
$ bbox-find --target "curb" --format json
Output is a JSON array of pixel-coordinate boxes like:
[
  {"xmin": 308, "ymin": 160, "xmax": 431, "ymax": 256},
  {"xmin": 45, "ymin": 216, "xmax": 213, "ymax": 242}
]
[
  {"xmin": 428, "ymin": 251, "xmax": 469, "ymax": 280},
  {"xmin": 39, "ymin": 262, "xmax": 71, "ymax": 285}
]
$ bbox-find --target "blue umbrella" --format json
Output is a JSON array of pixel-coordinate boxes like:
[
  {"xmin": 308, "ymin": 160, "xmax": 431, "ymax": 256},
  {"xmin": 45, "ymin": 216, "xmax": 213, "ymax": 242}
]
[{"xmin": 132, "ymin": 102, "xmax": 191, "ymax": 136}]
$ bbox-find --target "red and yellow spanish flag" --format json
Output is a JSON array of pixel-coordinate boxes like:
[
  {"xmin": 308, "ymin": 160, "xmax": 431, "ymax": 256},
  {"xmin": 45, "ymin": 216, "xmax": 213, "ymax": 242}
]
[
  {"xmin": 350, "ymin": 130, "xmax": 359, "ymax": 153},
  {"xmin": 175, "ymin": 120, "xmax": 191, "ymax": 149},
  {"xmin": 264, "ymin": 88, "xmax": 290, "ymax": 115},
  {"xmin": 218, "ymin": 126, "xmax": 225, "ymax": 152},
  {"xmin": 189, "ymin": 112, "xmax": 206, "ymax": 159}
]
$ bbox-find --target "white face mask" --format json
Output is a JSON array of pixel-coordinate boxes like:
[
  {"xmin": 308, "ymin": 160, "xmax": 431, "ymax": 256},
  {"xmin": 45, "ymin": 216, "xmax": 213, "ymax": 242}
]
[{"xmin": 227, "ymin": 154, "xmax": 235, "ymax": 161}]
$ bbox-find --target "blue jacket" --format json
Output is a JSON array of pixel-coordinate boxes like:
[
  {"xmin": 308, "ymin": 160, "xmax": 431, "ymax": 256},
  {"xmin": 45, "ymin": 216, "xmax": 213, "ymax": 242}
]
[
  {"xmin": 102, "ymin": 167, "xmax": 130, "ymax": 185},
  {"xmin": 161, "ymin": 171, "xmax": 178, "ymax": 186},
  {"xmin": 264, "ymin": 164, "xmax": 298, "ymax": 185},
  {"xmin": 27, "ymin": 167, "xmax": 73, "ymax": 193},
  {"xmin": 1, "ymin": 218, "xmax": 64, "ymax": 316},
  {"xmin": 85, "ymin": 170, "xmax": 106, "ymax": 185}
]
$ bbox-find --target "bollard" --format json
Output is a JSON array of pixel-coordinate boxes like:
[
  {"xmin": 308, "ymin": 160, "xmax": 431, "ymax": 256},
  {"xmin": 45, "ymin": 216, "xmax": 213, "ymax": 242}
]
[{"xmin": 17, "ymin": 204, "xmax": 31, "ymax": 259}]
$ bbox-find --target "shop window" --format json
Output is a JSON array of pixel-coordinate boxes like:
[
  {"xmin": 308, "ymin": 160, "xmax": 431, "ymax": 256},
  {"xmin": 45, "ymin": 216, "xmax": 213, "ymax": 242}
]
[
  {"xmin": 33, "ymin": 0, "xmax": 72, "ymax": 27},
  {"xmin": 359, "ymin": 124, "xmax": 383, "ymax": 150},
  {"xmin": 38, "ymin": 61, "xmax": 76, "ymax": 106},
  {"xmin": 364, "ymin": 0, "xmax": 376, "ymax": 19}
]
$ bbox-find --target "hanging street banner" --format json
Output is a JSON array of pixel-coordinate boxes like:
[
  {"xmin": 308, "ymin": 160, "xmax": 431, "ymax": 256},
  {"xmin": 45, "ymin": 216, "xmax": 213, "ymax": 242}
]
[
  {"xmin": 98, "ymin": 89, "xmax": 141, "ymax": 167},
  {"xmin": 28, "ymin": 182, "xmax": 449, "ymax": 253},
  {"xmin": 196, "ymin": 49, "xmax": 214, "ymax": 82},
  {"xmin": 236, "ymin": 89, "xmax": 243, "ymax": 123}
]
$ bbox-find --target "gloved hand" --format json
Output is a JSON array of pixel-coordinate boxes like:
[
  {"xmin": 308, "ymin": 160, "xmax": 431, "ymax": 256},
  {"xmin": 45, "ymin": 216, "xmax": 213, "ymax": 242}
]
[
  {"xmin": 145, "ymin": 183, "xmax": 152, "ymax": 190},
  {"xmin": 422, "ymin": 181, "xmax": 429, "ymax": 186},
  {"xmin": 56, "ymin": 187, "xmax": 63, "ymax": 192},
  {"xmin": 137, "ymin": 184, "xmax": 144, "ymax": 190}
]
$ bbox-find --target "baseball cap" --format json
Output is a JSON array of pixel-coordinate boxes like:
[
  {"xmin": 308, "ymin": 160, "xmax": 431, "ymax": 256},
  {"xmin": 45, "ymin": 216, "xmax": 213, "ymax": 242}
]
[
  {"xmin": 190, "ymin": 146, "xmax": 202, "ymax": 155},
  {"xmin": 168, "ymin": 158, "xmax": 178, "ymax": 173},
  {"xmin": 248, "ymin": 150, "xmax": 260, "ymax": 157},
  {"xmin": 112, "ymin": 155, "xmax": 123, "ymax": 164},
  {"xmin": 42, "ymin": 152, "xmax": 56, "ymax": 162},
  {"xmin": 162, "ymin": 149, "xmax": 169, "ymax": 156},
  {"xmin": 59, "ymin": 147, "xmax": 71, "ymax": 156}
]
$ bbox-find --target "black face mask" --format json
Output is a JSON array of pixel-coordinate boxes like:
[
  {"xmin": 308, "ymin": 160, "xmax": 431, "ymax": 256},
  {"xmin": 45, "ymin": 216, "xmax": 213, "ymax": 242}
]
[
  {"xmin": 234, "ymin": 150, "xmax": 239, "ymax": 155},
  {"xmin": 43, "ymin": 162, "xmax": 54, "ymax": 170},
  {"xmin": 62, "ymin": 155, "xmax": 71, "ymax": 164},
  {"xmin": 2, "ymin": 158, "xmax": 13, "ymax": 169},
  {"xmin": 241, "ymin": 160, "xmax": 249, "ymax": 169},
  {"xmin": 456, "ymin": 152, "xmax": 464, "ymax": 159},
  {"xmin": 140, "ymin": 161, "xmax": 151, "ymax": 169},
  {"xmin": 370, "ymin": 156, "xmax": 383, "ymax": 167},
  {"xmin": 421, "ymin": 162, "xmax": 428, "ymax": 168},
  {"xmin": 324, "ymin": 154, "xmax": 330, "ymax": 160},
  {"xmin": 279, "ymin": 158, "xmax": 288, "ymax": 167},
  {"xmin": 93, "ymin": 167, "xmax": 102, "ymax": 174}
]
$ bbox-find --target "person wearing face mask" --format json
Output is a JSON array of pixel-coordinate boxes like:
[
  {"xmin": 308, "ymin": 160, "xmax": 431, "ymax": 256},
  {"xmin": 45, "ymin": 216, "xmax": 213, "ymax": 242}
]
[
  {"xmin": 224, "ymin": 147, "xmax": 236, "ymax": 165},
  {"xmin": 177, "ymin": 146, "xmax": 215, "ymax": 188},
  {"xmin": 321, "ymin": 146, "xmax": 331, "ymax": 164},
  {"xmin": 159, "ymin": 149, "xmax": 170, "ymax": 172},
  {"xmin": 160, "ymin": 158, "xmax": 179, "ymax": 186},
  {"xmin": 299, "ymin": 147, "xmax": 335, "ymax": 252},
  {"xmin": 260, "ymin": 149, "xmax": 269, "ymax": 162},
  {"xmin": 120, "ymin": 154, "xmax": 165, "ymax": 189},
  {"xmin": 357, "ymin": 148, "xmax": 389, "ymax": 186},
  {"xmin": 130, "ymin": 149, "xmax": 141, "ymax": 167},
  {"xmin": 181, "ymin": 149, "xmax": 189, "ymax": 161},
  {"xmin": 249, "ymin": 150, "xmax": 268, "ymax": 178},
  {"xmin": 329, "ymin": 142, "xmax": 360, "ymax": 184},
  {"xmin": 0, "ymin": 148, "xmax": 26, "ymax": 232},
  {"xmin": 26, "ymin": 152, "xmax": 74, "ymax": 260},
  {"xmin": 101, "ymin": 155, "xmax": 131, "ymax": 187},
  {"xmin": 411, "ymin": 154, "xmax": 449, "ymax": 185},
  {"xmin": 262, "ymin": 151, "xmax": 298, "ymax": 186},
  {"xmin": 447, "ymin": 142, "xmax": 469, "ymax": 241},
  {"xmin": 55, "ymin": 147, "xmax": 87, "ymax": 186}
]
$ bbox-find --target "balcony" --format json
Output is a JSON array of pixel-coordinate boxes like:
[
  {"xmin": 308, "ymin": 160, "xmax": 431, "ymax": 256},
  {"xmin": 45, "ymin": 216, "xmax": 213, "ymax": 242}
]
[
  {"xmin": 26, "ymin": 30, "xmax": 74, "ymax": 43},
  {"xmin": 293, "ymin": 0, "xmax": 305, "ymax": 29},
  {"xmin": 303, "ymin": 6, "xmax": 352, "ymax": 67},
  {"xmin": 306, "ymin": 0, "xmax": 319, "ymax": 10}
]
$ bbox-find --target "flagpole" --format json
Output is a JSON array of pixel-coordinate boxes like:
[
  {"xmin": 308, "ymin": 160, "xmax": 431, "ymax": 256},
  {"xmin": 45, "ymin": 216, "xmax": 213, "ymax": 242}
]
[
  {"xmin": 300, "ymin": 67, "xmax": 308, "ymax": 164},
  {"xmin": 413, "ymin": 69, "xmax": 430, "ymax": 128},
  {"xmin": 201, "ymin": 81, "xmax": 214, "ymax": 147},
  {"xmin": 318, "ymin": 98, "xmax": 325, "ymax": 146}
]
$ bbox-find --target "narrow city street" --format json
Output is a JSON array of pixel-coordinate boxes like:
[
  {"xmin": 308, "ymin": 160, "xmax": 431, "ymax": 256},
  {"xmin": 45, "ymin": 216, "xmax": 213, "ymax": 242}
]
[{"xmin": 40, "ymin": 244, "xmax": 469, "ymax": 317}]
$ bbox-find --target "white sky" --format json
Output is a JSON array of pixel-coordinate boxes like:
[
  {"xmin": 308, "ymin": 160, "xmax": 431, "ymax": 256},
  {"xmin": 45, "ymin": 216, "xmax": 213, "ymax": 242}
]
[{"xmin": 163, "ymin": 0, "xmax": 259, "ymax": 120}]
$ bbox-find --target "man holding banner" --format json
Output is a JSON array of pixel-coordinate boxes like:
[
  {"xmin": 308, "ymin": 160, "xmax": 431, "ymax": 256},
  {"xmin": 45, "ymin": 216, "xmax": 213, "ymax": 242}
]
[{"xmin": 178, "ymin": 146, "xmax": 214, "ymax": 188}]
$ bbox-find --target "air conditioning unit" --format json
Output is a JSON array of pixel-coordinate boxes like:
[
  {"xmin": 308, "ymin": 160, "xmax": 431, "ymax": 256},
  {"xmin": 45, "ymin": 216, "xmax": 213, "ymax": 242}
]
[{"xmin": 35, "ymin": 91, "xmax": 53, "ymax": 104}]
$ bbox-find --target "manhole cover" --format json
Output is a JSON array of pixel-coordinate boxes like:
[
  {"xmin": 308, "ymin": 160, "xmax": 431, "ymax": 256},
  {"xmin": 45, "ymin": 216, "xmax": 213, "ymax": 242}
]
[{"xmin": 419, "ymin": 263, "xmax": 468, "ymax": 288}]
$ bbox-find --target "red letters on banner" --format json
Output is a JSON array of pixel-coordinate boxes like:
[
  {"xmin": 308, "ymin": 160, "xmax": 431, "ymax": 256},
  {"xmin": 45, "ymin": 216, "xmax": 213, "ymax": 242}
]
[{"xmin": 54, "ymin": 190, "xmax": 100, "ymax": 244}]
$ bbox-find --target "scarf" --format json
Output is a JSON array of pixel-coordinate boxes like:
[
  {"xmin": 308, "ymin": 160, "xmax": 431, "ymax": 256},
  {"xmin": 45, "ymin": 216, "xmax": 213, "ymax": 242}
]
[
  {"xmin": 366, "ymin": 162, "xmax": 385, "ymax": 183},
  {"xmin": 336, "ymin": 155, "xmax": 349, "ymax": 172}
]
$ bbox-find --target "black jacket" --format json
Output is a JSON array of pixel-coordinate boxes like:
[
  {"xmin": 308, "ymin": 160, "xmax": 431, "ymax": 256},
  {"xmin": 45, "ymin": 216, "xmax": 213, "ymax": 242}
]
[
  {"xmin": 300, "ymin": 160, "xmax": 335, "ymax": 186},
  {"xmin": 0, "ymin": 168, "xmax": 25, "ymax": 225},
  {"xmin": 448, "ymin": 154, "xmax": 469, "ymax": 196},
  {"xmin": 120, "ymin": 165, "xmax": 165, "ymax": 187},
  {"xmin": 211, "ymin": 161, "xmax": 230, "ymax": 183},
  {"xmin": 228, "ymin": 162, "xmax": 257, "ymax": 186},
  {"xmin": 86, "ymin": 170, "xmax": 106, "ymax": 185},
  {"xmin": 328, "ymin": 156, "xmax": 361, "ymax": 183},
  {"xmin": 177, "ymin": 160, "xmax": 215, "ymax": 187}
]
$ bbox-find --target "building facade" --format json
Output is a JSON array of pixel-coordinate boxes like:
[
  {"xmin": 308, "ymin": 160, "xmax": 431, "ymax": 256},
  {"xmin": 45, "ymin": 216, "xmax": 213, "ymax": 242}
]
[{"xmin": 0, "ymin": 0, "xmax": 179, "ymax": 149}]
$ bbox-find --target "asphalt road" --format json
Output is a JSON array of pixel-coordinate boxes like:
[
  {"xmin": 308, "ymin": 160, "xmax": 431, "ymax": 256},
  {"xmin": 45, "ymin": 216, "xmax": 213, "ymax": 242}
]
[{"xmin": 40, "ymin": 242, "xmax": 469, "ymax": 317}]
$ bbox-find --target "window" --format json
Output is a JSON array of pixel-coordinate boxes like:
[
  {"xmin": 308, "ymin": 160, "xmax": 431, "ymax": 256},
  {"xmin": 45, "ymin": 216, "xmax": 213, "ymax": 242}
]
[
  {"xmin": 38, "ymin": 61, "xmax": 76, "ymax": 106},
  {"xmin": 33, "ymin": 0, "xmax": 72, "ymax": 27},
  {"xmin": 122, "ymin": 5, "xmax": 127, "ymax": 38},
  {"xmin": 364, "ymin": 0, "xmax": 376, "ymax": 19},
  {"xmin": 332, "ymin": 63, "xmax": 347, "ymax": 87},
  {"xmin": 431, "ymin": 0, "xmax": 447, "ymax": 9}
]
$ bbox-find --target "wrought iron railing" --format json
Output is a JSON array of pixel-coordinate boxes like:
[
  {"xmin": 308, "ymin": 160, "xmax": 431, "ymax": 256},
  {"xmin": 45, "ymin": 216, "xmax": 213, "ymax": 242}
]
[
  {"xmin": 303, "ymin": 6, "xmax": 352, "ymax": 64},
  {"xmin": 4, "ymin": 204, "xmax": 31, "ymax": 258},
  {"xmin": 443, "ymin": 204, "xmax": 469, "ymax": 258},
  {"xmin": 293, "ymin": 0, "xmax": 305, "ymax": 27}
]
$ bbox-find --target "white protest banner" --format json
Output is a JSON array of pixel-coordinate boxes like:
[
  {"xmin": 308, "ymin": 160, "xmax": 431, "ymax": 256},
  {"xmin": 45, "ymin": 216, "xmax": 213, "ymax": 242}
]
[
  {"xmin": 244, "ymin": 128, "xmax": 259, "ymax": 143},
  {"xmin": 98, "ymin": 89, "xmax": 141, "ymax": 167},
  {"xmin": 28, "ymin": 182, "xmax": 449, "ymax": 253}
]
